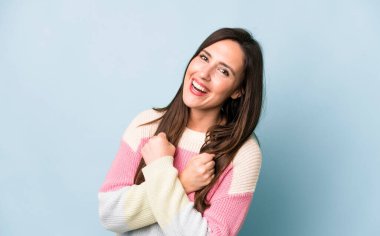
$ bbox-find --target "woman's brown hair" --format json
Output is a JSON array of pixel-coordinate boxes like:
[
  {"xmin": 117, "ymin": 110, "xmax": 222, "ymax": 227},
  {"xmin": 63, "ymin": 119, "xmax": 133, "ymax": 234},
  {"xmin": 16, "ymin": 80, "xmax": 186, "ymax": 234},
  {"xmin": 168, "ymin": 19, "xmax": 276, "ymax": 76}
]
[{"xmin": 133, "ymin": 28, "xmax": 264, "ymax": 214}]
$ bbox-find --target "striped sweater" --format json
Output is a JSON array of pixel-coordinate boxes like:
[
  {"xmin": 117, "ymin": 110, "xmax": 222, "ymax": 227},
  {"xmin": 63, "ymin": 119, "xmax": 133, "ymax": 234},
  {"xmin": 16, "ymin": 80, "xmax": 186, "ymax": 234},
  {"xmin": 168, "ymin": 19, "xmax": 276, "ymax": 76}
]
[{"xmin": 98, "ymin": 109, "xmax": 262, "ymax": 235}]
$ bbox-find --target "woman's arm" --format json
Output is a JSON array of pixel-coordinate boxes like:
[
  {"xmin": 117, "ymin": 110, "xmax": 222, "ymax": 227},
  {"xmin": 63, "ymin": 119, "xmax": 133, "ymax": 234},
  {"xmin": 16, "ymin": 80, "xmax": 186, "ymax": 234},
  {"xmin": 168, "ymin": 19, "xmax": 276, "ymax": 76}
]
[
  {"xmin": 98, "ymin": 110, "xmax": 161, "ymax": 233},
  {"xmin": 98, "ymin": 140, "xmax": 156, "ymax": 233},
  {"xmin": 141, "ymin": 137, "xmax": 262, "ymax": 236}
]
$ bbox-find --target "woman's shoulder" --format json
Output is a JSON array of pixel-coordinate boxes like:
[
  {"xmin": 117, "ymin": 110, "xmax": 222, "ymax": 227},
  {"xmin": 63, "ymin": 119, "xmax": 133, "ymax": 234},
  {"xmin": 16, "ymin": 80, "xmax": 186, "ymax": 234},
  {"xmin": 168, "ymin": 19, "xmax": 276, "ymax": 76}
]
[
  {"xmin": 233, "ymin": 136, "xmax": 262, "ymax": 163},
  {"xmin": 229, "ymin": 135, "xmax": 262, "ymax": 194},
  {"xmin": 130, "ymin": 108, "xmax": 164, "ymax": 125},
  {"xmin": 121, "ymin": 108, "xmax": 164, "ymax": 150}
]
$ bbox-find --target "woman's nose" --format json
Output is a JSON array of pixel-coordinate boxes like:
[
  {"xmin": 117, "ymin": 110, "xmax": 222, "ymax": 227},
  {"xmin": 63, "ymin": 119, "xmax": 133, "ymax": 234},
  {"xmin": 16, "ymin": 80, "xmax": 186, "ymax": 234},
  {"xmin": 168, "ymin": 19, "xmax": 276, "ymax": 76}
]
[{"xmin": 199, "ymin": 65, "xmax": 212, "ymax": 81}]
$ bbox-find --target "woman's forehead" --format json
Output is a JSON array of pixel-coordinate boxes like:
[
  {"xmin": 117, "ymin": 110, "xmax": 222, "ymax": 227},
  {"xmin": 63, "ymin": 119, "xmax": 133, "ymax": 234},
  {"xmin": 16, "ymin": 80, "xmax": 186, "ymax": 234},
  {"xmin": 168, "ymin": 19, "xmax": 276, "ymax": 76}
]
[{"xmin": 203, "ymin": 40, "xmax": 244, "ymax": 72}]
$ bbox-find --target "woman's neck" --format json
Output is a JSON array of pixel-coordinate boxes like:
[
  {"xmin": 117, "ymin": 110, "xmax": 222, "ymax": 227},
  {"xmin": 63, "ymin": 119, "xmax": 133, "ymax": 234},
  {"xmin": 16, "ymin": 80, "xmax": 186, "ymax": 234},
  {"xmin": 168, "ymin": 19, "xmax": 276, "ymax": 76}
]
[{"xmin": 187, "ymin": 109, "xmax": 221, "ymax": 133}]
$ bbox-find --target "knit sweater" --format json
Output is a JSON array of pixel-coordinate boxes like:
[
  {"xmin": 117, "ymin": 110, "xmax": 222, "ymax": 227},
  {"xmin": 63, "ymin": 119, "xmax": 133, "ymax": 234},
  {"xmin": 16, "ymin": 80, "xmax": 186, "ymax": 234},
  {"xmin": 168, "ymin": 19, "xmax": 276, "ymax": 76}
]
[{"xmin": 98, "ymin": 109, "xmax": 262, "ymax": 236}]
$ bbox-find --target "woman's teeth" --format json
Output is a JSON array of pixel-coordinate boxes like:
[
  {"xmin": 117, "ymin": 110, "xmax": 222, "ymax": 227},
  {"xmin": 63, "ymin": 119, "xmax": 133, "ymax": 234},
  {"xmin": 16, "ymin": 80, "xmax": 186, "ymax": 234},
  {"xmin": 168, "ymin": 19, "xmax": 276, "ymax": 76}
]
[{"xmin": 192, "ymin": 80, "xmax": 207, "ymax": 93}]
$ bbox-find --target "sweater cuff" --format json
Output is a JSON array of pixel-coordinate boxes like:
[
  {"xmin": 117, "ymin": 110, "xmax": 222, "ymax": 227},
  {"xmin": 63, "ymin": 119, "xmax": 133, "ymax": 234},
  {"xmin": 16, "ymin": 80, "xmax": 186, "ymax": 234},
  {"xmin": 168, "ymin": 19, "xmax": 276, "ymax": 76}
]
[{"xmin": 142, "ymin": 156, "xmax": 175, "ymax": 179}]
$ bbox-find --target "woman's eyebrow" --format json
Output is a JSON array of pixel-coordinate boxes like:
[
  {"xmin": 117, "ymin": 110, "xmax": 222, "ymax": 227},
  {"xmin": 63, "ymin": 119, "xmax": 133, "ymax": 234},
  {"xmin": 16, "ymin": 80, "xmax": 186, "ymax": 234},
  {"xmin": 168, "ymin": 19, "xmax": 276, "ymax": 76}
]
[
  {"xmin": 203, "ymin": 49, "xmax": 236, "ymax": 76},
  {"xmin": 220, "ymin": 62, "xmax": 236, "ymax": 76},
  {"xmin": 203, "ymin": 49, "xmax": 212, "ymax": 58}
]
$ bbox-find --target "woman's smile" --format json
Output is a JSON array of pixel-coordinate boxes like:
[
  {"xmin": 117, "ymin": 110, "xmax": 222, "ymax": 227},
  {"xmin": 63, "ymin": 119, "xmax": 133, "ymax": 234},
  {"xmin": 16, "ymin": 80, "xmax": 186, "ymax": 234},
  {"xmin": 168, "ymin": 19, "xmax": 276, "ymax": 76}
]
[{"xmin": 190, "ymin": 78, "xmax": 208, "ymax": 96}]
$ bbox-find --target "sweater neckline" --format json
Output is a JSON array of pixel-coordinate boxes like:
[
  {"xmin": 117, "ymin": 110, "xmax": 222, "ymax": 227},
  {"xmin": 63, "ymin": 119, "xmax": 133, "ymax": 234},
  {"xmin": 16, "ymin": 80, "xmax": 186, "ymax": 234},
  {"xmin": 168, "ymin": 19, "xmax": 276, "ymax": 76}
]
[
  {"xmin": 184, "ymin": 127, "xmax": 206, "ymax": 139},
  {"xmin": 176, "ymin": 127, "xmax": 206, "ymax": 152}
]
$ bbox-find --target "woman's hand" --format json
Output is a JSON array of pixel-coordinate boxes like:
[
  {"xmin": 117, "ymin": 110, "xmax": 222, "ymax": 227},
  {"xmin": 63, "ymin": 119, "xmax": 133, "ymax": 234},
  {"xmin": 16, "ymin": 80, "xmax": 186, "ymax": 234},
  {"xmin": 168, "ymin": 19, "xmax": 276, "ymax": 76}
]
[
  {"xmin": 179, "ymin": 153, "xmax": 215, "ymax": 194},
  {"xmin": 141, "ymin": 132, "xmax": 176, "ymax": 165}
]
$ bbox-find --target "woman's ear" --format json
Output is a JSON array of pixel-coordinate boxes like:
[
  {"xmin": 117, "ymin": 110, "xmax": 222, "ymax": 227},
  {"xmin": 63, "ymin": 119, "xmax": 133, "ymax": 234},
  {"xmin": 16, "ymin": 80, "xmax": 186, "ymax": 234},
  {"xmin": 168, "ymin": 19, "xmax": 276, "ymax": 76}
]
[{"xmin": 230, "ymin": 88, "xmax": 243, "ymax": 99}]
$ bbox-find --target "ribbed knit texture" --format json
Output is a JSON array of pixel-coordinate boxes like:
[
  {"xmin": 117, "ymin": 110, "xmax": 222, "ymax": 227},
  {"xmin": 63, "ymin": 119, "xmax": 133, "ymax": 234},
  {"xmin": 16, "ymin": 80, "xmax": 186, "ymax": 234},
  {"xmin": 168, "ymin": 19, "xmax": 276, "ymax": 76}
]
[{"xmin": 98, "ymin": 109, "xmax": 262, "ymax": 236}]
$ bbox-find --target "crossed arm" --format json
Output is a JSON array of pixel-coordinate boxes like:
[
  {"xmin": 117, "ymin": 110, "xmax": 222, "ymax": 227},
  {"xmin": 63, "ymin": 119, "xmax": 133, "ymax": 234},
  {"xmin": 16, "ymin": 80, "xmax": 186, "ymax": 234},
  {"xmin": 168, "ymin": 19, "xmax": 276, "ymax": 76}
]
[
  {"xmin": 99, "ymin": 131, "xmax": 258, "ymax": 235},
  {"xmin": 98, "ymin": 132, "xmax": 216, "ymax": 232}
]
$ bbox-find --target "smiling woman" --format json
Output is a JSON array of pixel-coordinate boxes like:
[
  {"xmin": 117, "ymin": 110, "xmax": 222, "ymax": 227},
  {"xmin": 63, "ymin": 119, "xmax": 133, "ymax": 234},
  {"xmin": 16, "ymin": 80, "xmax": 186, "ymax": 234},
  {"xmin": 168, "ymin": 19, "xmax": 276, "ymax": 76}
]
[
  {"xmin": 98, "ymin": 28, "xmax": 264, "ymax": 236},
  {"xmin": 183, "ymin": 39, "xmax": 245, "ymax": 119}
]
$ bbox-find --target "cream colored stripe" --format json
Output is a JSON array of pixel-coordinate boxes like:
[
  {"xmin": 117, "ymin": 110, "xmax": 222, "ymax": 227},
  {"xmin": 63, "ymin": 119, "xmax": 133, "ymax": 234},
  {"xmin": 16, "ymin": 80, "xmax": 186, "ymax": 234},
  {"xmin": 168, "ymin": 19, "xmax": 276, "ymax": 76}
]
[
  {"xmin": 123, "ymin": 109, "xmax": 206, "ymax": 153},
  {"xmin": 142, "ymin": 156, "xmax": 190, "ymax": 228},
  {"xmin": 229, "ymin": 138, "xmax": 262, "ymax": 194},
  {"xmin": 122, "ymin": 109, "xmax": 162, "ymax": 151},
  {"xmin": 98, "ymin": 184, "xmax": 155, "ymax": 232},
  {"xmin": 124, "ymin": 183, "xmax": 156, "ymax": 230},
  {"xmin": 177, "ymin": 128, "xmax": 206, "ymax": 153}
]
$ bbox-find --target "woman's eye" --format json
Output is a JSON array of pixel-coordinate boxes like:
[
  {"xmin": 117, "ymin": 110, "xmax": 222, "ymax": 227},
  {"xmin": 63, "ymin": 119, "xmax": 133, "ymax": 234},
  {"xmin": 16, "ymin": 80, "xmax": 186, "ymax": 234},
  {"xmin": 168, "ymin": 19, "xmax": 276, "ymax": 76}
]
[
  {"xmin": 200, "ymin": 54, "xmax": 208, "ymax": 62},
  {"xmin": 219, "ymin": 68, "xmax": 229, "ymax": 76}
]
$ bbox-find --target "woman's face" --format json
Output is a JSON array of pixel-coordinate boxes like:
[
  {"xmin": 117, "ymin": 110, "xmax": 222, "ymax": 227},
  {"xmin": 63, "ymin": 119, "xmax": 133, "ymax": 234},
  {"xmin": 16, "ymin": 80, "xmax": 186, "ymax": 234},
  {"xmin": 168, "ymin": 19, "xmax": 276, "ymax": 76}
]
[{"xmin": 183, "ymin": 39, "xmax": 245, "ymax": 114}]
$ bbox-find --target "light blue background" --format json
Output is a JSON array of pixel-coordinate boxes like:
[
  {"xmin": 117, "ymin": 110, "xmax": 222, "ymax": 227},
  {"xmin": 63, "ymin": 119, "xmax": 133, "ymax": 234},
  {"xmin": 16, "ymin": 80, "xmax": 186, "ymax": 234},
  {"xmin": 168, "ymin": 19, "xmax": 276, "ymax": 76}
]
[{"xmin": 1, "ymin": 0, "xmax": 379, "ymax": 235}]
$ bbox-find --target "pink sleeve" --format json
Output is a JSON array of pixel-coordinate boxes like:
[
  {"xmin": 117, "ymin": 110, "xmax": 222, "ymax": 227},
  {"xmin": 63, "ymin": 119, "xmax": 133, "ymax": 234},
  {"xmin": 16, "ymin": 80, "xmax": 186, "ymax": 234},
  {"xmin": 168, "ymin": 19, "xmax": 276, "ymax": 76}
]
[{"xmin": 99, "ymin": 139, "xmax": 143, "ymax": 192}]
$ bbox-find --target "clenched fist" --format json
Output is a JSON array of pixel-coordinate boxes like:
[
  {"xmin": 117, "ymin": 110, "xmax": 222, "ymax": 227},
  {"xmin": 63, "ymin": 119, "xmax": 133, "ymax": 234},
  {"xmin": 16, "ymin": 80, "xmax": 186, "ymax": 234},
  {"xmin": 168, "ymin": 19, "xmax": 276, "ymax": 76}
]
[
  {"xmin": 141, "ymin": 132, "xmax": 176, "ymax": 165},
  {"xmin": 179, "ymin": 153, "xmax": 215, "ymax": 194}
]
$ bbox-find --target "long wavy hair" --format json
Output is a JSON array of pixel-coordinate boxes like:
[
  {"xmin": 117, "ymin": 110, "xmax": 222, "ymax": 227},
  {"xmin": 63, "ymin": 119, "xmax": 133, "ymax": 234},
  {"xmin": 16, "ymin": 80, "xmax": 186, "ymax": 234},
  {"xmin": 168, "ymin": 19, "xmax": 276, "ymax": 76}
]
[{"xmin": 133, "ymin": 28, "xmax": 264, "ymax": 214}]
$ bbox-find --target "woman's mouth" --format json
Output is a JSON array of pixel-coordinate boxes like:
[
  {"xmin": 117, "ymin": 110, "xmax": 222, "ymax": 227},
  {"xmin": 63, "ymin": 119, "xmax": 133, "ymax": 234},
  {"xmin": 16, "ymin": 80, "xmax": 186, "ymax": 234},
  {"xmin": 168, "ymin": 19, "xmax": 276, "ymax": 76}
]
[{"xmin": 190, "ymin": 79, "xmax": 208, "ymax": 96}]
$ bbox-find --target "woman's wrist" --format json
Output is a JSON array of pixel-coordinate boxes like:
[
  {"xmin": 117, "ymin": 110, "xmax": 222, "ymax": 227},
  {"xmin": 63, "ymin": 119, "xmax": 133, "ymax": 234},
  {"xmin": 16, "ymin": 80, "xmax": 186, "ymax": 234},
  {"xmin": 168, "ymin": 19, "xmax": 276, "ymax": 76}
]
[{"xmin": 178, "ymin": 173, "xmax": 190, "ymax": 194}]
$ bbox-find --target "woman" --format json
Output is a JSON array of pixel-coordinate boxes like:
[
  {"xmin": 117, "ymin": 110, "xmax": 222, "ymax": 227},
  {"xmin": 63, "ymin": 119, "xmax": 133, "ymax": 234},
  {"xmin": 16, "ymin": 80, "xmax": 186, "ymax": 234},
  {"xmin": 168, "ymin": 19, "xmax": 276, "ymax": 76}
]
[{"xmin": 98, "ymin": 28, "xmax": 264, "ymax": 236}]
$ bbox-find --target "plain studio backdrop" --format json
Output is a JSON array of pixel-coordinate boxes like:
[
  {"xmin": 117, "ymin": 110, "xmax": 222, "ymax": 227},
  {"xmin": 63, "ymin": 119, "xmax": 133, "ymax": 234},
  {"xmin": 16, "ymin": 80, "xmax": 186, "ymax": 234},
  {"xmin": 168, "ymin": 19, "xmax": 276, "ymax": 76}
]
[{"xmin": 0, "ymin": 0, "xmax": 379, "ymax": 235}]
